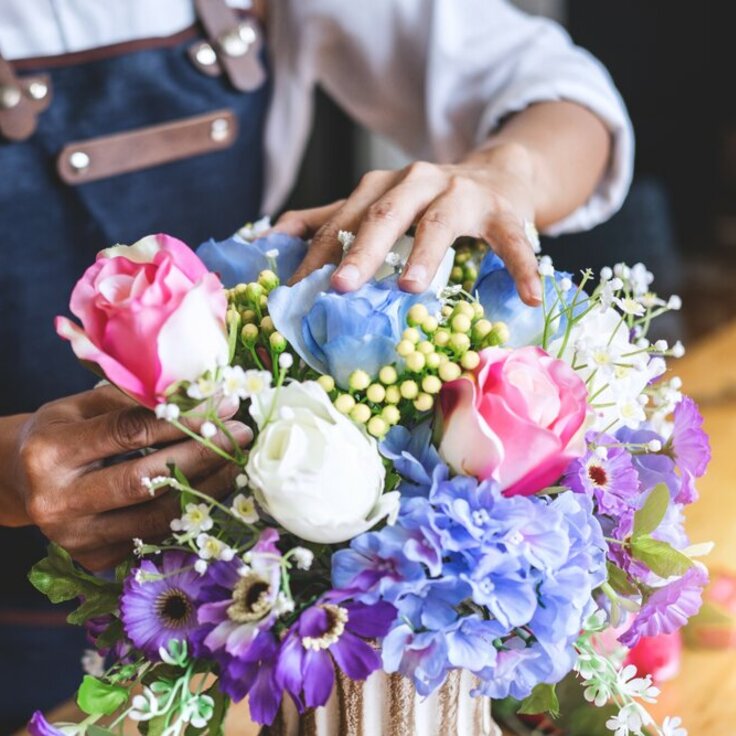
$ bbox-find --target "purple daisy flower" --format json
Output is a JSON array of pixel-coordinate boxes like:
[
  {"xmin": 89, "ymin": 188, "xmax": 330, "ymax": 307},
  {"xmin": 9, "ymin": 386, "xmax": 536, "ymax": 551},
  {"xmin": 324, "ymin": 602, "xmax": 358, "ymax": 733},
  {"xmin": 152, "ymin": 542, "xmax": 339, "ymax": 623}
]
[
  {"xmin": 670, "ymin": 396, "xmax": 711, "ymax": 503},
  {"xmin": 619, "ymin": 565, "xmax": 708, "ymax": 647},
  {"xmin": 121, "ymin": 551, "xmax": 204, "ymax": 659},
  {"xmin": 276, "ymin": 595, "xmax": 397, "ymax": 710},
  {"xmin": 563, "ymin": 432, "xmax": 640, "ymax": 516},
  {"xmin": 27, "ymin": 712, "xmax": 65, "ymax": 736},
  {"xmin": 196, "ymin": 528, "xmax": 282, "ymax": 660}
]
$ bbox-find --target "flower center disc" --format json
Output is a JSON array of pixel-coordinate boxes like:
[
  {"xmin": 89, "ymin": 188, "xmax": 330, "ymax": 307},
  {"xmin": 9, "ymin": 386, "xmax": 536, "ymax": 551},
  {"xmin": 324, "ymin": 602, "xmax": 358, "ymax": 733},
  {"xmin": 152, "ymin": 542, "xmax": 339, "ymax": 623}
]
[
  {"xmin": 227, "ymin": 573, "xmax": 272, "ymax": 623},
  {"xmin": 155, "ymin": 588, "xmax": 193, "ymax": 629},
  {"xmin": 588, "ymin": 463, "xmax": 609, "ymax": 487}
]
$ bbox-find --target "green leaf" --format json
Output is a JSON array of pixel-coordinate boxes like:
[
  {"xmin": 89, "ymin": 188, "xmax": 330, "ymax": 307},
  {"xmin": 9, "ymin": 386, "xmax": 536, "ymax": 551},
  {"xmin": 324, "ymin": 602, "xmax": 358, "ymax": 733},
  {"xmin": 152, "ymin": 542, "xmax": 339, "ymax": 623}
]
[
  {"xmin": 77, "ymin": 675, "xmax": 129, "ymax": 716},
  {"xmin": 202, "ymin": 683, "xmax": 229, "ymax": 736},
  {"xmin": 29, "ymin": 543, "xmax": 86, "ymax": 602},
  {"xmin": 631, "ymin": 535, "xmax": 695, "ymax": 578},
  {"xmin": 140, "ymin": 714, "xmax": 167, "ymax": 736},
  {"xmin": 606, "ymin": 562, "xmax": 640, "ymax": 597},
  {"xmin": 114, "ymin": 558, "xmax": 133, "ymax": 583},
  {"xmin": 96, "ymin": 618, "xmax": 124, "ymax": 651},
  {"xmin": 633, "ymin": 483, "xmax": 670, "ymax": 538},
  {"xmin": 518, "ymin": 683, "xmax": 560, "ymax": 719},
  {"xmin": 228, "ymin": 310, "xmax": 241, "ymax": 363},
  {"xmin": 66, "ymin": 591, "xmax": 120, "ymax": 625}
]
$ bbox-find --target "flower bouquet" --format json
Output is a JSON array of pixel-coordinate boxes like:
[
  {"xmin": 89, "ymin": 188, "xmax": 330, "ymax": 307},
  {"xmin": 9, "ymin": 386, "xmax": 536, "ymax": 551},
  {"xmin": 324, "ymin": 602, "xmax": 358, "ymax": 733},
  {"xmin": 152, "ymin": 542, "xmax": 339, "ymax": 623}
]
[{"xmin": 28, "ymin": 227, "xmax": 711, "ymax": 736}]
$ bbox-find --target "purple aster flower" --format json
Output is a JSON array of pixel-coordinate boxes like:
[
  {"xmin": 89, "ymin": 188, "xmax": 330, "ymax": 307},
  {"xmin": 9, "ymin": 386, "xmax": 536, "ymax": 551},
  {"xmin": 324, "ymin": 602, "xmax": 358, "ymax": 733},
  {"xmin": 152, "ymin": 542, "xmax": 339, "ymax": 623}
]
[
  {"xmin": 217, "ymin": 630, "xmax": 282, "ymax": 724},
  {"xmin": 121, "ymin": 551, "xmax": 205, "ymax": 659},
  {"xmin": 563, "ymin": 432, "xmax": 640, "ymax": 516},
  {"xmin": 196, "ymin": 528, "xmax": 282, "ymax": 660},
  {"xmin": 619, "ymin": 566, "xmax": 708, "ymax": 647},
  {"xmin": 27, "ymin": 712, "xmax": 65, "ymax": 736},
  {"xmin": 276, "ymin": 596, "xmax": 396, "ymax": 710},
  {"xmin": 669, "ymin": 396, "xmax": 711, "ymax": 503},
  {"xmin": 618, "ymin": 426, "xmax": 680, "ymax": 499}
]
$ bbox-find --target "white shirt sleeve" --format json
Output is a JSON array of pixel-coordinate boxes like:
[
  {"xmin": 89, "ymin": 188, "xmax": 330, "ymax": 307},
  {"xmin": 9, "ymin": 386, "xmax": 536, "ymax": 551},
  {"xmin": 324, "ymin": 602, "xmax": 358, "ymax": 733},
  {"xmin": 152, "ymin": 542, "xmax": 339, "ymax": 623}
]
[{"xmin": 269, "ymin": 0, "xmax": 634, "ymax": 235}]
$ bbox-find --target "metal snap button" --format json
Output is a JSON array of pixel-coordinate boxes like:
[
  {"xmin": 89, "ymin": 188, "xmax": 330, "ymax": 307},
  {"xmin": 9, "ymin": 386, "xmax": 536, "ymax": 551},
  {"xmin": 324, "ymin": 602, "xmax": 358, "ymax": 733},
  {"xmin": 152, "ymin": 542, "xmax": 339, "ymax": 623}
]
[
  {"xmin": 210, "ymin": 118, "xmax": 230, "ymax": 143},
  {"xmin": 27, "ymin": 81, "xmax": 48, "ymax": 100},
  {"xmin": 0, "ymin": 84, "xmax": 22, "ymax": 109},
  {"xmin": 195, "ymin": 43, "xmax": 218, "ymax": 67},
  {"xmin": 69, "ymin": 151, "xmax": 91, "ymax": 172}
]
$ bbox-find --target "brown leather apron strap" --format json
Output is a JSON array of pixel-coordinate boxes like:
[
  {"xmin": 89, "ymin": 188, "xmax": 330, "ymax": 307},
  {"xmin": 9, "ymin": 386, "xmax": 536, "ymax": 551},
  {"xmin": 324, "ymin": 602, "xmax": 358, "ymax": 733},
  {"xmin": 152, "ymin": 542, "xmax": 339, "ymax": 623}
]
[
  {"xmin": 0, "ymin": 50, "xmax": 52, "ymax": 141},
  {"xmin": 194, "ymin": 0, "xmax": 266, "ymax": 91}
]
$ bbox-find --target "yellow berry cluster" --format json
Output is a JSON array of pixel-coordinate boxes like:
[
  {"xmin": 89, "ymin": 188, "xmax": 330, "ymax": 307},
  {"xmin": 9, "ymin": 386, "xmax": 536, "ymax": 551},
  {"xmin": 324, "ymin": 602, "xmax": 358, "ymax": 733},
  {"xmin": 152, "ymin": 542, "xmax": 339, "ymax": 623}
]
[
  {"xmin": 448, "ymin": 238, "xmax": 489, "ymax": 292},
  {"xmin": 321, "ymin": 300, "xmax": 509, "ymax": 438},
  {"xmin": 227, "ymin": 271, "xmax": 289, "ymax": 367}
]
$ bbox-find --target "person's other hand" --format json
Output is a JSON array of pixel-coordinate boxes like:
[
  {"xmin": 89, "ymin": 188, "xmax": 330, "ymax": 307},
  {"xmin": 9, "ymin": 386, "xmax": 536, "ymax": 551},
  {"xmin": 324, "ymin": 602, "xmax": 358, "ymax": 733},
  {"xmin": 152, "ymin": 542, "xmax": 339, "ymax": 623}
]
[
  {"xmin": 273, "ymin": 144, "xmax": 542, "ymax": 306},
  {"xmin": 12, "ymin": 385, "xmax": 251, "ymax": 571}
]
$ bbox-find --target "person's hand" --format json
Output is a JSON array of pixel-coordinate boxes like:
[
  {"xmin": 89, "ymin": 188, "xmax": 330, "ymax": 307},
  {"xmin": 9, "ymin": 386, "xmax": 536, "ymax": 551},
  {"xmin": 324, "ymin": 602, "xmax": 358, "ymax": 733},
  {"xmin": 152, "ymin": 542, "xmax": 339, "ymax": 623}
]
[
  {"xmin": 11, "ymin": 385, "xmax": 252, "ymax": 571},
  {"xmin": 274, "ymin": 143, "xmax": 542, "ymax": 305}
]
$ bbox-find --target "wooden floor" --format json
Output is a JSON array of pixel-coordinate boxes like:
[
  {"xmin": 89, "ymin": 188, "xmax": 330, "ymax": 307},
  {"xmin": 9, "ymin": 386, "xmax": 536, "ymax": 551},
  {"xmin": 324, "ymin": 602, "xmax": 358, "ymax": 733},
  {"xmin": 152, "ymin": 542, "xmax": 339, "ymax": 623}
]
[{"xmin": 16, "ymin": 322, "xmax": 736, "ymax": 736}]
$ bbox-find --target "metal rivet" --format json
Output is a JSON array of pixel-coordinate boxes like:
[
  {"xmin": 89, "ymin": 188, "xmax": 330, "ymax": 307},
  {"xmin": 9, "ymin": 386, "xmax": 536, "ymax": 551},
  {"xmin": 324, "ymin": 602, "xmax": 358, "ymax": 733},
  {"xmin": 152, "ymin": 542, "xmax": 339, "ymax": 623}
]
[
  {"xmin": 219, "ymin": 29, "xmax": 248, "ymax": 58},
  {"xmin": 27, "ymin": 81, "xmax": 48, "ymax": 100},
  {"xmin": 238, "ymin": 23, "xmax": 257, "ymax": 45},
  {"xmin": 69, "ymin": 151, "xmax": 90, "ymax": 172},
  {"xmin": 194, "ymin": 43, "xmax": 217, "ymax": 67},
  {"xmin": 210, "ymin": 118, "xmax": 230, "ymax": 142},
  {"xmin": 0, "ymin": 85, "xmax": 22, "ymax": 109}
]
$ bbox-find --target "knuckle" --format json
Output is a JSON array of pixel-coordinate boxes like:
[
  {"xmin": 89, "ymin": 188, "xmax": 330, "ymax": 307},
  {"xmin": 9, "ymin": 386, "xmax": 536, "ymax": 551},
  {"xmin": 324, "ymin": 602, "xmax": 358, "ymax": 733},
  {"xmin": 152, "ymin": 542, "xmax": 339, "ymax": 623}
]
[
  {"xmin": 445, "ymin": 174, "xmax": 476, "ymax": 198},
  {"xmin": 358, "ymin": 169, "xmax": 389, "ymax": 188},
  {"xmin": 278, "ymin": 209, "xmax": 298, "ymax": 223},
  {"xmin": 420, "ymin": 208, "xmax": 453, "ymax": 231},
  {"xmin": 111, "ymin": 409, "xmax": 156, "ymax": 451},
  {"xmin": 118, "ymin": 462, "xmax": 151, "ymax": 504},
  {"xmin": 404, "ymin": 160, "xmax": 438, "ymax": 180},
  {"xmin": 365, "ymin": 199, "xmax": 400, "ymax": 224},
  {"xmin": 25, "ymin": 492, "xmax": 58, "ymax": 527}
]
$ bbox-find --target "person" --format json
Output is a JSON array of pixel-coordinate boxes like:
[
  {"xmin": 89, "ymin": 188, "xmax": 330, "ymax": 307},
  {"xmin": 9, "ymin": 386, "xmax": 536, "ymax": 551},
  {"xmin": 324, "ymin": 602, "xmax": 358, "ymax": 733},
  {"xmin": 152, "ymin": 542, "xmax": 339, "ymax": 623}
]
[{"xmin": 0, "ymin": 0, "xmax": 633, "ymax": 730}]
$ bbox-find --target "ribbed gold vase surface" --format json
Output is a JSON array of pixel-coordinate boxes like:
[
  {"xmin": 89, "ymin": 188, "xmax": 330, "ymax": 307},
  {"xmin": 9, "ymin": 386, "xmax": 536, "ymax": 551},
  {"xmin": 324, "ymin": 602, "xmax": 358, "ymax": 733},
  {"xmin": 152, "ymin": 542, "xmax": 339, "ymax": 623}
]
[{"xmin": 262, "ymin": 668, "xmax": 500, "ymax": 736}]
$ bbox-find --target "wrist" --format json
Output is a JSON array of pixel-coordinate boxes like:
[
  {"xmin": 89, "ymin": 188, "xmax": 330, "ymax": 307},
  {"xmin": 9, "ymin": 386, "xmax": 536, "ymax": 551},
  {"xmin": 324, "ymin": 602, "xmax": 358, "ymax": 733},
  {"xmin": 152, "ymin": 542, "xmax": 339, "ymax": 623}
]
[{"xmin": 0, "ymin": 413, "xmax": 34, "ymax": 527}]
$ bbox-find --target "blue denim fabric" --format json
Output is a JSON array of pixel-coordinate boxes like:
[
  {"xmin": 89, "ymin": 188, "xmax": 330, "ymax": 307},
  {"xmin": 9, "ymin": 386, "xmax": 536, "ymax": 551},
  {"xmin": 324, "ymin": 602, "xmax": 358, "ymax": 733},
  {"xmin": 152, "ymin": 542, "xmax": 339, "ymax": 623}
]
[{"xmin": 0, "ymin": 30, "xmax": 269, "ymax": 728}]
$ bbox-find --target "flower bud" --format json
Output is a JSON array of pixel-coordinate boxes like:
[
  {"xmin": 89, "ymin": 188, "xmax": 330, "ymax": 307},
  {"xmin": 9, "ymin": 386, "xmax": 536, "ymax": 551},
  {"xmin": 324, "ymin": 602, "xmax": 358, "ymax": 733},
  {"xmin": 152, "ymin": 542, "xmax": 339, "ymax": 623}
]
[
  {"xmin": 433, "ymin": 329, "xmax": 451, "ymax": 348},
  {"xmin": 257, "ymin": 269, "xmax": 279, "ymax": 292},
  {"xmin": 317, "ymin": 375, "xmax": 336, "ymax": 393},
  {"xmin": 379, "ymin": 365, "xmax": 398, "ymax": 385},
  {"xmin": 385, "ymin": 385, "xmax": 401, "ymax": 404},
  {"xmin": 399, "ymin": 380, "xmax": 419, "ymax": 400},
  {"xmin": 402, "ymin": 327, "xmax": 421, "ymax": 344},
  {"xmin": 441, "ymin": 304, "xmax": 453, "ymax": 318},
  {"xmin": 449, "ymin": 333, "xmax": 470, "ymax": 353},
  {"xmin": 334, "ymin": 394, "xmax": 356, "ymax": 414},
  {"xmin": 451, "ymin": 266, "xmax": 464, "ymax": 282},
  {"xmin": 241, "ymin": 323, "xmax": 259, "ymax": 345},
  {"xmin": 417, "ymin": 340, "xmax": 435, "ymax": 355},
  {"xmin": 241, "ymin": 308, "xmax": 257, "ymax": 324},
  {"xmin": 407, "ymin": 304, "xmax": 429, "ymax": 326},
  {"xmin": 245, "ymin": 282, "xmax": 264, "ymax": 303},
  {"xmin": 422, "ymin": 375, "xmax": 442, "ymax": 394},
  {"xmin": 367, "ymin": 416, "xmax": 388, "ymax": 438},
  {"xmin": 350, "ymin": 403, "xmax": 372, "ymax": 424},
  {"xmin": 406, "ymin": 352, "xmax": 426, "ymax": 372},
  {"xmin": 413, "ymin": 393, "xmax": 434, "ymax": 412},
  {"xmin": 471, "ymin": 319, "xmax": 493, "ymax": 341},
  {"xmin": 426, "ymin": 352, "xmax": 441, "ymax": 369},
  {"xmin": 451, "ymin": 313, "xmax": 472, "ymax": 333},
  {"xmin": 439, "ymin": 361, "xmax": 462, "ymax": 382},
  {"xmin": 453, "ymin": 302, "xmax": 475, "ymax": 318},
  {"xmin": 366, "ymin": 383, "xmax": 386, "ymax": 403},
  {"xmin": 381, "ymin": 405, "xmax": 401, "ymax": 425},
  {"xmin": 349, "ymin": 369, "xmax": 371, "ymax": 391},
  {"xmin": 260, "ymin": 315, "xmax": 275, "ymax": 335},
  {"xmin": 421, "ymin": 316, "xmax": 439, "ymax": 334},
  {"xmin": 460, "ymin": 350, "xmax": 480, "ymax": 370},
  {"xmin": 397, "ymin": 339, "xmax": 415, "ymax": 357},
  {"xmin": 491, "ymin": 322, "xmax": 510, "ymax": 345},
  {"xmin": 269, "ymin": 331, "xmax": 287, "ymax": 353}
]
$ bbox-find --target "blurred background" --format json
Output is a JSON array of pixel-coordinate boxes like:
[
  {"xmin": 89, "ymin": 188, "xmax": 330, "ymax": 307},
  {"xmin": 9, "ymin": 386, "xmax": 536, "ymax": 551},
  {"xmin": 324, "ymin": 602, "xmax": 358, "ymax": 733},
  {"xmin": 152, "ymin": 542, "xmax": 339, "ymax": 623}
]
[{"xmin": 287, "ymin": 0, "xmax": 736, "ymax": 343}]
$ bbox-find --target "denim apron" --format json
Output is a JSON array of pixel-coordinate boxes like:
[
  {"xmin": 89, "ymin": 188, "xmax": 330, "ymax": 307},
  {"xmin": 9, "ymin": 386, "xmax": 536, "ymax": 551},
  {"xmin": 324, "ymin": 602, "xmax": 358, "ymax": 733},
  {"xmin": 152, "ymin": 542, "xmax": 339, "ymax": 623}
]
[{"xmin": 0, "ymin": 17, "xmax": 270, "ymax": 730}]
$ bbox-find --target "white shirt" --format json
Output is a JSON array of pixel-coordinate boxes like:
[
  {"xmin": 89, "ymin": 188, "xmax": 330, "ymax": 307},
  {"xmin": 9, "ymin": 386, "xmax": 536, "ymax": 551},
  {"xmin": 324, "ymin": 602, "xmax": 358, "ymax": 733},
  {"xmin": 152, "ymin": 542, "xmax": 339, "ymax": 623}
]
[{"xmin": 0, "ymin": 0, "xmax": 634, "ymax": 234}]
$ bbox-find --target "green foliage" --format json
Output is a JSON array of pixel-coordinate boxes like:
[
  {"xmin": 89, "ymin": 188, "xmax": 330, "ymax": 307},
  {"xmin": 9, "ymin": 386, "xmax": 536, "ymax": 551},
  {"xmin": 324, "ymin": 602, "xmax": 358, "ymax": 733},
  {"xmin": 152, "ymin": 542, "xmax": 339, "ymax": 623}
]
[
  {"xmin": 632, "ymin": 483, "xmax": 670, "ymax": 537},
  {"xmin": 87, "ymin": 726, "xmax": 118, "ymax": 736},
  {"xmin": 77, "ymin": 675, "xmax": 129, "ymax": 716},
  {"xmin": 28, "ymin": 543, "xmax": 122, "ymax": 625},
  {"xmin": 606, "ymin": 562, "xmax": 640, "ymax": 597},
  {"xmin": 631, "ymin": 535, "xmax": 694, "ymax": 578},
  {"xmin": 518, "ymin": 683, "xmax": 560, "ymax": 719}
]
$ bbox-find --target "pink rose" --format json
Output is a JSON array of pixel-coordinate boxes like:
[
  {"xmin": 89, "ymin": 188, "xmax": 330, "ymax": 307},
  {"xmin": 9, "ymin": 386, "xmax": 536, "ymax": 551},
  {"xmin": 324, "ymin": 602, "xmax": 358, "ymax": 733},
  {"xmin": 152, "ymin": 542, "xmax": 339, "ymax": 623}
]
[
  {"xmin": 438, "ymin": 346, "xmax": 588, "ymax": 496},
  {"xmin": 56, "ymin": 234, "xmax": 228, "ymax": 409}
]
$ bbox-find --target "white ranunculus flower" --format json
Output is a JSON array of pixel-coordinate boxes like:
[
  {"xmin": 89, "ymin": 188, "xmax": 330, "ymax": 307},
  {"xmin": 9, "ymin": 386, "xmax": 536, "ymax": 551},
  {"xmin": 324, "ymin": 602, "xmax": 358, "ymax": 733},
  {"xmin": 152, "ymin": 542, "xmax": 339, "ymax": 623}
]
[{"xmin": 245, "ymin": 381, "xmax": 397, "ymax": 543}]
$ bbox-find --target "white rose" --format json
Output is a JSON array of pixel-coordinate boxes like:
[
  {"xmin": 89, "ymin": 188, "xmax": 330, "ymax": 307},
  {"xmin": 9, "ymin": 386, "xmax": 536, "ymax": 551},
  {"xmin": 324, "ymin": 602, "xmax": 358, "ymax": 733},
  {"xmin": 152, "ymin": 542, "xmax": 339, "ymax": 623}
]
[{"xmin": 245, "ymin": 381, "xmax": 398, "ymax": 543}]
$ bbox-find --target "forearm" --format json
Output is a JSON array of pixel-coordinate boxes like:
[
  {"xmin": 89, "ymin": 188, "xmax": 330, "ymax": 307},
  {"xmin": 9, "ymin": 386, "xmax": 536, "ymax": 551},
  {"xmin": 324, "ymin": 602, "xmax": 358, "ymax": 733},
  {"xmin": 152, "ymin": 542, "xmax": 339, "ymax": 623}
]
[
  {"xmin": 467, "ymin": 100, "xmax": 612, "ymax": 229},
  {"xmin": 0, "ymin": 414, "xmax": 32, "ymax": 526}
]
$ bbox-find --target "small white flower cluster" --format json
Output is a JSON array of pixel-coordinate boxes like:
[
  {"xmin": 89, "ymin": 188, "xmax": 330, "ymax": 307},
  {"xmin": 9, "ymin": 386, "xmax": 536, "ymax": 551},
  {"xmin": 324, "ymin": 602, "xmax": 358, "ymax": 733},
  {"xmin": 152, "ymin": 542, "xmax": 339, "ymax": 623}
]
[
  {"xmin": 647, "ymin": 375, "xmax": 684, "ymax": 435},
  {"xmin": 81, "ymin": 649, "xmax": 106, "ymax": 678},
  {"xmin": 195, "ymin": 533, "xmax": 236, "ymax": 574},
  {"xmin": 575, "ymin": 613, "xmax": 686, "ymax": 736},
  {"xmin": 170, "ymin": 503, "xmax": 213, "ymax": 536},
  {"xmin": 237, "ymin": 215, "xmax": 271, "ymax": 242},
  {"xmin": 338, "ymin": 229, "xmax": 356, "ymax": 254}
]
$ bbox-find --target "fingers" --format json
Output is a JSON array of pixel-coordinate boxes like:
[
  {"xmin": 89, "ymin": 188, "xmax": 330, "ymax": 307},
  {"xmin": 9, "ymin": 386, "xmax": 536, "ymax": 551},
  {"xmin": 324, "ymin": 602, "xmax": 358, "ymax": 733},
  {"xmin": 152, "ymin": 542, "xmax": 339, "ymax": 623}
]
[
  {"xmin": 272, "ymin": 201, "xmax": 345, "ymax": 239},
  {"xmin": 42, "ymin": 384, "xmax": 136, "ymax": 421},
  {"xmin": 485, "ymin": 210, "xmax": 542, "ymax": 306},
  {"xmin": 289, "ymin": 169, "xmax": 398, "ymax": 285},
  {"xmin": 332, "ymin": 162, "xmax": 445, "ymax": 292},
  {"xmin": 68, "ymin": 421, "xmax": 253, "ymax": 516}
]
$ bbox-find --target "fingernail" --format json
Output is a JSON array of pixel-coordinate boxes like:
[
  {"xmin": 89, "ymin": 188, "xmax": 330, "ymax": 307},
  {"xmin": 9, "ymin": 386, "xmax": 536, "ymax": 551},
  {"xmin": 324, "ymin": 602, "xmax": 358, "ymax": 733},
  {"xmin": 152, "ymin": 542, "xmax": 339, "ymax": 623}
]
[
  {"xmin": 401, "ymin": 263, "xmax": 427, "ymax": 288},
  {"xmin": 224, "ymin": 421, "xmax": 253, "ymax": 445},
  {"xmin": 334, "ymin": 263, "xmax": 360, "ymax": 288},
  {"xmin": 525, "ymin": 279, "xmax": 543, "ymax": 306}
]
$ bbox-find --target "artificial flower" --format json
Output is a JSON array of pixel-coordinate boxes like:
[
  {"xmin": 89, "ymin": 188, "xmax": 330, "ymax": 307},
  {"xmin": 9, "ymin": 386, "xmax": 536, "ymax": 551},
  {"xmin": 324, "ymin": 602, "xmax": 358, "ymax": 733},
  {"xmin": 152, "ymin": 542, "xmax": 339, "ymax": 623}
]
[
  {"xmin": 55, "ymin": 234, "xmax": 228, "ymax": 408},
  {"xmin": 624, "ymin": 631, "xmax": 682, "ymax": 684},
  {"xmin": 121, "ymin": 551, "xmax": 205, "ymax": 659},
  {"xmin": 268, "ymin": 265, "xmax": 440, "ymax": 388},
  {"xmin": 246, "ymin": 381, "xmax": 397, "ymax": 543},
  {"xmin": 27, "ymin": 712, "xmax": 70, "ymax": 736},
  {"xmin": 196, "ymin": 232, "xmax": 307, "ymax": 286},
  {"xmin": 438, "ymin": 346, "xmax": 589, "ymax": 495}
]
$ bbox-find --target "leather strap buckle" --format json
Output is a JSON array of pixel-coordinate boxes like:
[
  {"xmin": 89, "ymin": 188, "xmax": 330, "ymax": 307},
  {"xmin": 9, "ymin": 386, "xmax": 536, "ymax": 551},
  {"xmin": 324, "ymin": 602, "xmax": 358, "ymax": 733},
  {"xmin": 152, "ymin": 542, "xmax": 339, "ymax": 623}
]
[
  {"xmin": 194, "ymin": 0, "xmax": 265, "ymax": 91},
  {"xmin": 0, "ymin": 53, "xmax": 52, "ymax": 141}
]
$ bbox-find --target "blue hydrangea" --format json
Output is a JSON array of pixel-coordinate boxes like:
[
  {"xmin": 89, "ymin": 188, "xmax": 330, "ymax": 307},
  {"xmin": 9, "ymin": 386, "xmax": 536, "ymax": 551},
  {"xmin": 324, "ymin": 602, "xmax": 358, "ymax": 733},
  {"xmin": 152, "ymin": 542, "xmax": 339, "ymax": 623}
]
[
  {"xmin": 268, "ymin": 267, "xmax": 440, "ymax": 388},
  {"xmin": 196, "ymin": 232, "xmax": 307, "ymax": 287}
]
